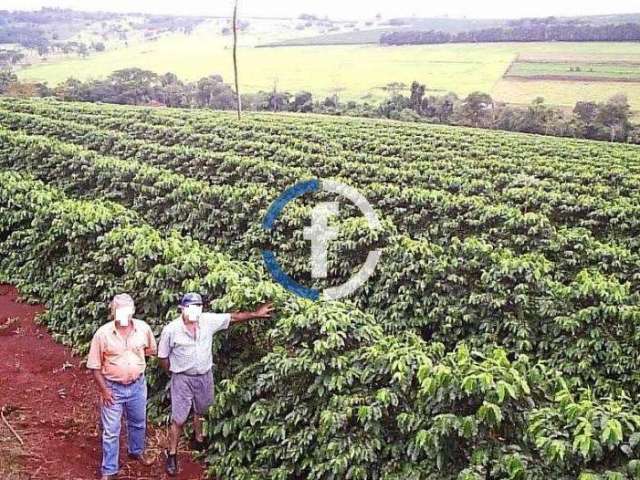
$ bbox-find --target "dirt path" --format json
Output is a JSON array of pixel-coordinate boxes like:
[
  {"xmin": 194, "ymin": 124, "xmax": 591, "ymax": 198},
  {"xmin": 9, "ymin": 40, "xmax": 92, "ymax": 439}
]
[{"xmin": 0, "ymin": 284, "xmax": 205, "ymax": 480}]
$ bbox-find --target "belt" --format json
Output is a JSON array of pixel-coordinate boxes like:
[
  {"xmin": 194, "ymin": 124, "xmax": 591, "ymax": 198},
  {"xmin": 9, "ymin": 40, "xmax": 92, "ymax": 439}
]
[
  {"xmin": 106, "ymin": 374, "xmax": 144, "ymax": 386},
  {"xmin": 174, "ymin": 371, "xmax": 210, "ymax": 377}
]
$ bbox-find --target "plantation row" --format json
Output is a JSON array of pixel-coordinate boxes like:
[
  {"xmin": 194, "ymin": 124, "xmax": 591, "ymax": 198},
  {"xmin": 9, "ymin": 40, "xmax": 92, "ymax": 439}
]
[
  {"xmin": 2, "ymin": 128, "xmax": 640, "ymax": 397},
  {"xmin": 4, "ymin": 100, "xmax": 640, "ymax": 200},
  {"xmin": 2, "ymin": 108, "xmax": 640, "ymax": 255},
  {"xmin": 13, "ymin": 100, "xmax": 638, "ymax": 193},
  {"xmin": 6, "ymin": 98, "xmax": 640, "ymax": 172},
  {"xmin": 2, "ymin": 98, "xmax": 640, "ymax": 478},
  {"xmin": 2, "ymin": 169, "xmax": 640, "ymax": 479}
]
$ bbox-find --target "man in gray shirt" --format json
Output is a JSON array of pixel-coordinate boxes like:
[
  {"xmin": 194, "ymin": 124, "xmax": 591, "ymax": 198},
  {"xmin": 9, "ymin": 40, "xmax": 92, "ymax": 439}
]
[{"xmin": 158, "ymin": 292, "xmax": 273, "ymax": 476}]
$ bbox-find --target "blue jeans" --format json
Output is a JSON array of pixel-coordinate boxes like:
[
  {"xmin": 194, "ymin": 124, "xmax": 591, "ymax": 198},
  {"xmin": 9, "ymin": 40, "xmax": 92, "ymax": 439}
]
[{"xmin": 100, "ymin": 375, "xmax": 147, "ymax": 476}]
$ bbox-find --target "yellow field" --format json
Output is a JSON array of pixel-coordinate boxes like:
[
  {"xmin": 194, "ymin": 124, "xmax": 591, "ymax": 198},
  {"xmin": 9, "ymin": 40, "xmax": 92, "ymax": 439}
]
[
  {"xmin": 16, "ymin": 28, "xmax": 640, "ymax": 109},
  {"xmin": 494, "ymin": 78, "xmax": 640, "ymax": 107}
]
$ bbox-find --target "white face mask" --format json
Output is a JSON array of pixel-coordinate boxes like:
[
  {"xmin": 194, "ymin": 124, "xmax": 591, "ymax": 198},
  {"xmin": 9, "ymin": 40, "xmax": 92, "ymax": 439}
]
[
  {"xmin": 115, "ymin": 307, "xmax": 134, "ymax": 326},
  {"xmin": 185, "ymin": 305, "xmax": 203, "ymax": 322}
]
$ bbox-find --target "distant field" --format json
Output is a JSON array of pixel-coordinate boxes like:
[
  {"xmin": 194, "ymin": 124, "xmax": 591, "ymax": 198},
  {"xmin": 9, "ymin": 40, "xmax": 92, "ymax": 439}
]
[
  {"xmin": 494, "ymin": 77, "xmax": 640, "ymax": 108},
  {"xmin": 17, "ymin": 34, "xmax": 640, "ymax": 109},
  {"xmin": 506, "ymin": 60, "xmax": 640, "ymax": 82},
  {"xmin": 17, "ymin": 34, "xmax": 514, "ymax": 99},
  {"xmin": 259, "ymin": 28, "xmax": 388, "ymax": 47},
  {"xmin": 259, "ymin": 17, "xmax": 508, "ymax": 47}
]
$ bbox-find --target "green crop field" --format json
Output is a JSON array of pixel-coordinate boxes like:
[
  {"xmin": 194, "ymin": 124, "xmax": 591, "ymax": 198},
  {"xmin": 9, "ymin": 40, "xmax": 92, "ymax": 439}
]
[
  {"xmin": 17, "ymin": 31, "xmax": 640, "ymax": 109},
  {"xmin": 1, "ymin": 97, "xmax": 640, "ymax": 478},
  {"xmin": 506, "ymin": 60, "xmax": 640, "ymax": 80}
]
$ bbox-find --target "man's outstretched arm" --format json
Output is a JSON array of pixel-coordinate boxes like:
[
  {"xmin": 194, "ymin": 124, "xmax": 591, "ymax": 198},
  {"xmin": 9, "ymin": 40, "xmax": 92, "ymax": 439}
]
[{"xmin": 230, "ymin": 303, "xmax": 274, "ymax": 325}]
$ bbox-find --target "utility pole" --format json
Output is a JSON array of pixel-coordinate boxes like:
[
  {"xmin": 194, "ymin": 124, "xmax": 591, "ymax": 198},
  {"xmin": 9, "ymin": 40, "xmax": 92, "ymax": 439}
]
[
  {"xmin": 232, "ymin": 0, "xmax": 242, "ymax": 120},
  {"xmin": 233, "ymin": 0, "xmax": 242, "ymax": 120}
]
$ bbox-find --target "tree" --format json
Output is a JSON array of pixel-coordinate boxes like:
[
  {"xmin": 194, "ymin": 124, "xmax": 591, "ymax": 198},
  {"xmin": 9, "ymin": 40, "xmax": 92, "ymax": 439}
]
[
  {"xmin": 574, "ymin": 101, "xmax": 598, "ymax": 124},
  {"xmin": 53, "ymin": 77, "xmax": 85, "ymax": 101},
  {"xmin": 292, "ymin": 91, "xmax": 313, "ymax": 113},
  {"xmin": 159, "ymin": 72, "xmax": 185, "ymax": 107},
  {"xmin": 195, "ymin": 75, "xmax": 235, "ymax": 109},
  {"xmin": 77, "ymin": 42, "xmax": 89, "ymax": 58},
  {"xmin": 36, "ymin": 43, "xmax": 49, "ymax": 56},
  {"xmin": 0, "ymin": 49, "xmax": 24, "ymax": 66},
  {"xmin": 0, "ymin": 69, "xmax": 18, "ymax": 94},
  {"xmin": 107, "ymin": 68, "xmax": 160, "ymax": 105},
  {"xmin": 573, "ymin": 101, "xmax": 601, "ymax": 139},
  {"xmin": 323, "ymin": 94, "xmax": 340, "ymax": 110},
  {"xmin": 409, "ymin": 81, "xmax": 425, "ymax": 114},
  {"xmin": 242, "ymin": 91, "xmax": 271, "ymax": 111},
  {"xmin": 522, "ymin": 97, "xmax": 554, "ymax": 134},
  {"xmin": 422, "ymin": 92, "xmax": 459, "ymax": 123},
  {"xmin": 160, "ymin": 72, "xmax": 180, "ymax": 87},
  {"xmin": 378, "ymin": 94, "xmax": 411, "ymax": 119},
  {"xmin": 268, "ymin": 89, "xmax": 291, "ymax": 112},
  {"xmin": 596, "ymin": 94, "xmax": 631, "ymax": 142},
  {"xmin": 460, "ymin": 91, "xmax": 494, "ymax": 128},
  {"xmin": 382, "ymin": 82, "xmax": 406, "ymax": 97},
  {"xmin": 437, "ymin": 93, "xmax": 458, "ymax": 123}
]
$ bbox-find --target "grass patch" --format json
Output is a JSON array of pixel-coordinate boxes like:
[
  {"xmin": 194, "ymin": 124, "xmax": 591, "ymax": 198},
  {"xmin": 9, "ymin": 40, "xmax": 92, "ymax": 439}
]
[
  {"xmin": 506, "ymin": 60, "xmax": 640, "ymax": 81},
  {"xmin": 17, "ymin": 38, "xmax": 640, "ymax": 107}
]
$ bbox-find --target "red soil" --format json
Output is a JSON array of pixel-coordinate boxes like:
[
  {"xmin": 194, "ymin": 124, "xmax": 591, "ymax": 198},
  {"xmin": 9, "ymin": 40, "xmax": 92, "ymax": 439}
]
[{"xmin": 0, "ymin": 284, "xmax": 205, "ymax": 480}]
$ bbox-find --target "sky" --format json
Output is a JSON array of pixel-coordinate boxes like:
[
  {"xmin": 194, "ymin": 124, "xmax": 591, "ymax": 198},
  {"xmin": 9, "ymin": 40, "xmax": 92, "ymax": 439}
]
[{"xmin": 2, "ymin": 0, "xmax": 639, "ymax": 20}]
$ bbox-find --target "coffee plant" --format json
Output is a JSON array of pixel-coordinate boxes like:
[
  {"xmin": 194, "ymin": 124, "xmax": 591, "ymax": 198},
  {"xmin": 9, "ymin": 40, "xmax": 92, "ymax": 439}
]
[{"xmin": 1, "ymin": 98, "xmax": 640, "ymax": 478}]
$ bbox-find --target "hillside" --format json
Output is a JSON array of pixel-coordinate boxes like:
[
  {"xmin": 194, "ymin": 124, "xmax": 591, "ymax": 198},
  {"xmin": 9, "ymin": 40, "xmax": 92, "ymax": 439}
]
[
  {"xmin": 262, "ymin": 12, "xmax": 640, "ymax": 47},
  {"xmin": 258, "ymin": 17, "xmax": 508, "ymax": 47},
  {"xmin": 0, "ymin": 7, "xmax": 209, "ymax": 67},
  {"xmin": 1, "ymin": 97, "xmax": 640, "ymax": 478}
]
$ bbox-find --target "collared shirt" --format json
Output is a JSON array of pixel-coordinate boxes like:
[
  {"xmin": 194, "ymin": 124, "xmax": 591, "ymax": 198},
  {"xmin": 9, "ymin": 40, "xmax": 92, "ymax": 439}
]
[
  {"xmin": 86, "ymin": 319, "xmax": 157, "ymax": 384},
  {"xmin": 157, "ymin": 313, "xmax": 231, "ymax": 375}
]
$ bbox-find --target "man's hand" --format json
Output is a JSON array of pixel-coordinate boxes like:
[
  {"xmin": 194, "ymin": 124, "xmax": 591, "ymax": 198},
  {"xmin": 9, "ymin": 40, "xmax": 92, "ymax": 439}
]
[
  {"xmin": 92, "ymin": 370, "xmax": 115, "ymax": 407},
  {"xmin": 100, "ymin": 387, "xmax": 115, "ymax": 407},
  {"xmin": 254, "ymin": 303, "xmax": 274, "ymax": 319},
  {"xmin": 159, "ymin": 357, "xmax": 171, "ymax": 374},
  {"xmin": 230, "ymin": 303, "xmax": 275, "ymax": 325}
]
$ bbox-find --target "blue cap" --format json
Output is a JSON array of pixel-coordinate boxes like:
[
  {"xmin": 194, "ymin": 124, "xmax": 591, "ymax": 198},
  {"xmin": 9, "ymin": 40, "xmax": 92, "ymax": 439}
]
[{"xmin": 180, "ymin": 292, "xmax": 203, "ymax": 307}]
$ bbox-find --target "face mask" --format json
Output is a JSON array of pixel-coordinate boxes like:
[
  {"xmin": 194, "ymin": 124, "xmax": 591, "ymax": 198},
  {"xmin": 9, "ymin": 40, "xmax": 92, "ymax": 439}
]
[
  {"xmin": 185, "ymin": 305, "xmax": 203, "ymax": 322},
  {"xmin": 115, "ymin": 307, "xmax": 134, "ymax": 326}
]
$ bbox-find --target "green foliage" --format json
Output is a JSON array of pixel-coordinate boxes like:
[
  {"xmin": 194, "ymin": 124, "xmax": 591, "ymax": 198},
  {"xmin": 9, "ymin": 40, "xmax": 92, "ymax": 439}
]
[
  {"xmin": 2, "ymin": 119, "xmax": 640, "ymax": 397},
  {"xmin": 2, "ymin": 98, "xmax": 640, "ymax": 478}
]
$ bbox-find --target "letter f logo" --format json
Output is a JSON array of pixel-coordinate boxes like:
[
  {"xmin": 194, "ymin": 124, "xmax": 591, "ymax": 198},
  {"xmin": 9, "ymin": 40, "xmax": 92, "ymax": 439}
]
[
  {"xmin": 303, "ymin": 202, "xmax": 339, "ymax": 278},
  {"xmin": 262, "ymin": 179, "xmax": 381, "ymax": 301}
]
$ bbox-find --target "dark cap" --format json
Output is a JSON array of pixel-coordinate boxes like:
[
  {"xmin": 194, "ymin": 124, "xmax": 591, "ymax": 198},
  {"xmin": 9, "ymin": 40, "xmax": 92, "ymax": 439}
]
[{"xmin": 179, "ymin": 292, "xmax": 203, "ymax": 307}]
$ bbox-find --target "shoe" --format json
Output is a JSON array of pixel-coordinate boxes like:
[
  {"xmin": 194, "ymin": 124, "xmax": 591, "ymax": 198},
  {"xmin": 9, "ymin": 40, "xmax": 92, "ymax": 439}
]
[
  {"xmin": 128, "ymin": 451, "xmax": 154, "ymax": 466},
  {"xmin": 165, "ymin": 450, "xmax": 178, "ymax": 477},
  {"xmin": 190, "ymin": 437, "xmax": 206, "ymax": 451}
]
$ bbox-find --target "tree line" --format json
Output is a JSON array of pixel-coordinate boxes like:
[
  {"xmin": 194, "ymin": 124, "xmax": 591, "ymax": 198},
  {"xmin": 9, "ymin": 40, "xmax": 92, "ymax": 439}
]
[
  {"xmin": 380, "ymin": 22, "xmax": 640, "ymax": 45},
  {"xmin": 377, "ymin": 81, "xmax": 637, "ymax": 143},
  {"xmin": 0, "ymin": 68, "xmax": 637, "ymax": 144}
]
